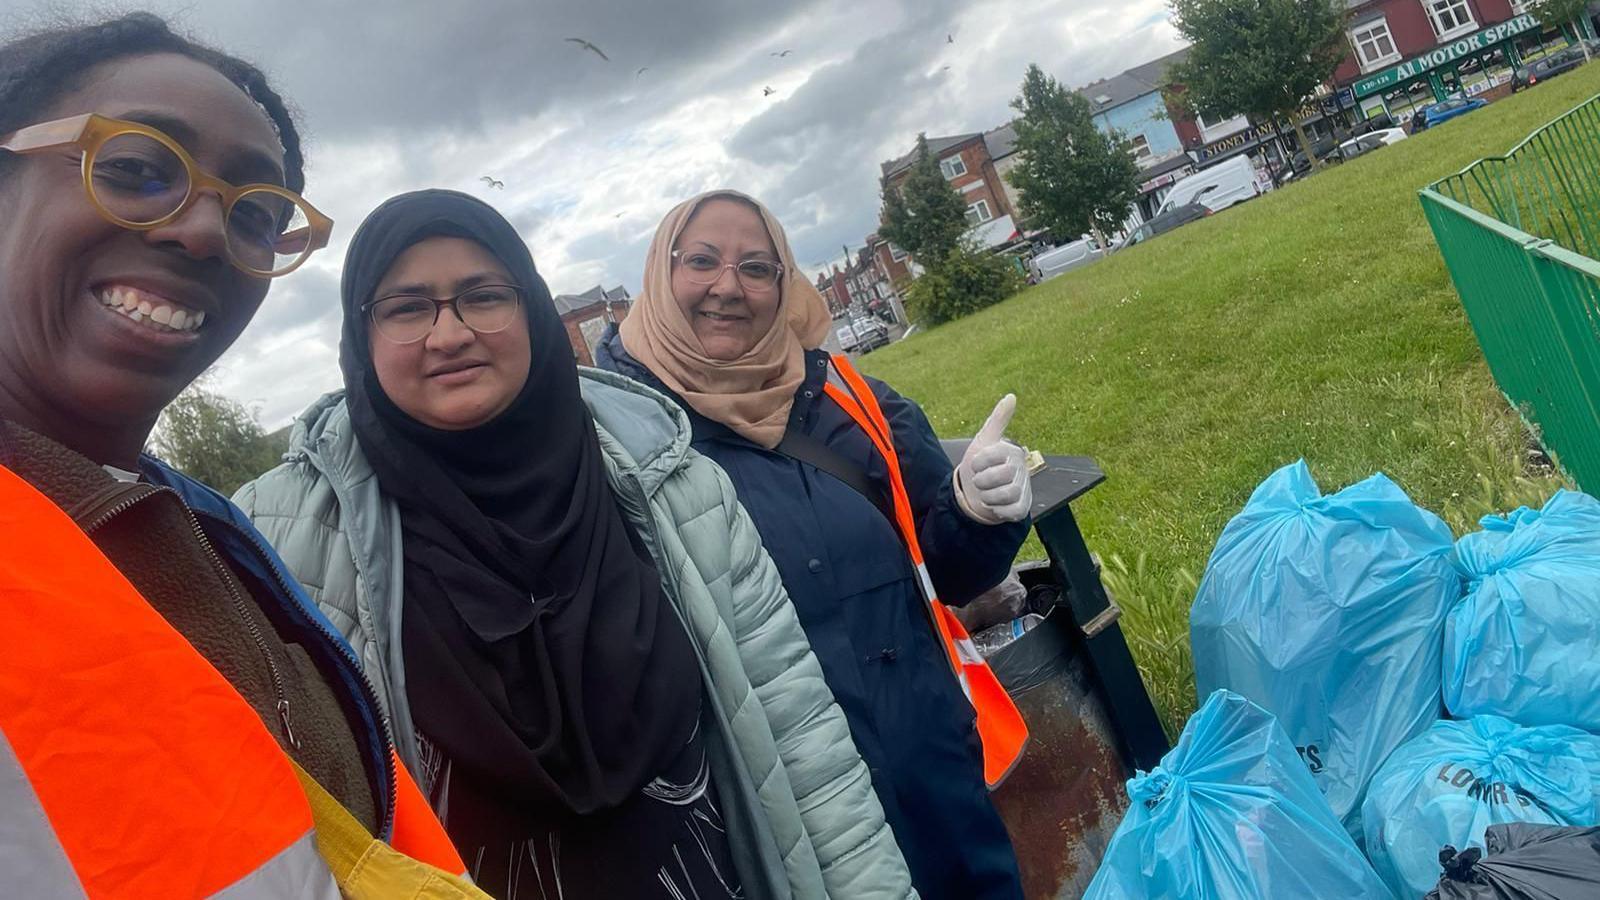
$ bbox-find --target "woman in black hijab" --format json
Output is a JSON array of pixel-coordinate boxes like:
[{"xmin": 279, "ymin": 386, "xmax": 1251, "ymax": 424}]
[{"xmin": 238, "ymin": 190, "xmax": 914, "ymax": 899}]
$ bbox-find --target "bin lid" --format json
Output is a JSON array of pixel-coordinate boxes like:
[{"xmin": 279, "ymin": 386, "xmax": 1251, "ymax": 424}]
[{"xmin": 940, "ymin": 441, "xmax": 1105, "ymax": 519}]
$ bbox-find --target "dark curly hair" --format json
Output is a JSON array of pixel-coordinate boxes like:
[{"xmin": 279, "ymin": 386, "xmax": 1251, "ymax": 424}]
[{"xmin": 0, "ymin": 11, "xmax": 304, "ymax": 191}]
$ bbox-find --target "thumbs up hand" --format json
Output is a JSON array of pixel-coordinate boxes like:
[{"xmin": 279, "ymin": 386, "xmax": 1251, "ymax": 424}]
[{"xmin": 954, "ymin": 394, "xmax": 1032, "ymax": 525}]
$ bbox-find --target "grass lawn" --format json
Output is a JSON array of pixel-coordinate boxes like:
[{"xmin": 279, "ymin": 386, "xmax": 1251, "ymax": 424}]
[{"xmin": 860, "ymin": 70, "xmax": 1600, "ymax": 739}]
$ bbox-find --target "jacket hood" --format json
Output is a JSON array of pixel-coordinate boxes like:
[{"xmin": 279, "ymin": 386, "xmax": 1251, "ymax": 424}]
[{"xmin": 288, "ymin": 367, "xmax": 693, "ymax": 498}]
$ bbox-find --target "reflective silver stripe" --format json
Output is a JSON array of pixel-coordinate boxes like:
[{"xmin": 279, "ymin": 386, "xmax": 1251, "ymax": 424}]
[
  {"xmin": 0, "ymin": 725, "xmax": 88, "ymax": 898},
  {"xmin": 211, "ymin": 830, "xmax": 339, "ymax": 900},
  {"xmin": 913, "ymin": 562, "xmax": 939, "ymax": 607},
  {"xmin": 954, "ymin": 638, "xmax": 984, "ymax": 667}
]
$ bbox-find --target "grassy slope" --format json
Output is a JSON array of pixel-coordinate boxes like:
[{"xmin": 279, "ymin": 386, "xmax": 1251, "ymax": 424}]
[{"xmin": 861, "ymin": 71, "xmax": 1598, "ymax": 737}]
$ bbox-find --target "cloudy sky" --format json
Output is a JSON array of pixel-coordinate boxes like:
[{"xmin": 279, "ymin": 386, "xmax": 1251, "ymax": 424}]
[{"xmin": 13, "ymin": 0, "xmax": 1181, "ymax": 426}]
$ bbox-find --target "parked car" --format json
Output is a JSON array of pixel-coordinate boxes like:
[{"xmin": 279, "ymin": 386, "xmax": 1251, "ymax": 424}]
[
  {"xmin": 1512, "ymin": 43, "xmax": 1597, "ymax": 91},
  {"xmin": 1337, "ymin": 127, "xmax": 1407, "ymax": 162},
  {"xmin": 1411, "ymin": 97, "xmax": 1487, "ymax": 132},
  {"xmin": 834, "ymin": 313, "xmax": 889, "ymax": 354},
  {"xmin": 1030, "ymin": 236, "xmax": 1105, "ymax": 282},
  {"xmin": 1119, "ymin": 201, "xmax": 1211, "ymax": 248},
  {"xmin": 1276, "ymin": 134, "xmax": 1345, "ymax": 184},
  {"xmin": 1156, "ymin": 154, "xmax": 1269, "ymax": 217}
]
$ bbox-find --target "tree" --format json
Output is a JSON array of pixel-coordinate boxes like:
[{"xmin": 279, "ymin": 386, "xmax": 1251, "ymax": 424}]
[
  {"xmin": 1166, "ymin": 0, "xmax": 1349, "ymax": 170},
  {"xmin": 902, "ymin": 241, "xmax": 1026, "ymax": 326},
  {"xmin": 1008, "ymin": 64, "xmax": 1141, "ymax": 246},
  {"xmin": 150, "ymin": 381, "xmax": 286, "ymax": 496},
  {"xmin": 880, "ymin": 133, "xmax": 969, "ymax": 262},
  {"xmin": 1528, "ymin": 0, "xmax": 1594, "ymax": 61}
]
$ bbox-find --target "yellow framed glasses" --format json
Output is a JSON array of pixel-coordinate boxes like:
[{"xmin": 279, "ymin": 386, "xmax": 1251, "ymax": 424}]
[{"xmin": 0, "ymin": 113, "xmax": 332, "ymax": 277}]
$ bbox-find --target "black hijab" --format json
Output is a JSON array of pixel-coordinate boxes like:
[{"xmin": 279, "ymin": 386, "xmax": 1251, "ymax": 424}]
[{"xmin": 338, "ymin": 189, "xmax": 700, "ymax": 818}]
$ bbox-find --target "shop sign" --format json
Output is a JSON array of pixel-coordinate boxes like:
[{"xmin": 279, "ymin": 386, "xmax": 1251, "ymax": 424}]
[
  {"xmin": 1354, "ymin": 15, "xmax": 1539, "ymax": 98},
  {"xmin": 1196, "ymin": 124, "xmax": 1267, "ymax": 162}
]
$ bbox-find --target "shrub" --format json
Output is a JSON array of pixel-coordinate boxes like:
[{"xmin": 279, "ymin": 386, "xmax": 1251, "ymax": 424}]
[{"xmin": 904, "ymin": 244, "xmax": 1026, "ymax": 326}]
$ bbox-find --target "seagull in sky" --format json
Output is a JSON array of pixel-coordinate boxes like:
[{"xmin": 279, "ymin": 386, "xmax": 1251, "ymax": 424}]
[
  {"xmin": 636, "ymin": 66, "xmax": 649, "ymax": 77},
  {"xmin": 770, "ymin": 49, "xmax": 793, "ymax": 57},
  {"xmin": 947, "ymin": 33, "xmax": 955, "ymax": 44},
  {"xmin": 565, "ymin": 37, "xmax": 610, "ymax": 61},
  {"xmin": 763, "ymin": 86, "xmax": 776, "ymax": 96},
  {"xmin": 479, "ymin": 176, "xmax": 504, "ymax": 190}
]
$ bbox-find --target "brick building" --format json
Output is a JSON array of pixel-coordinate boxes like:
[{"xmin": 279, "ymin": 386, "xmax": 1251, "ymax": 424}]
[
  {"xmin": 1335, "ymin": 0, "xmax": 1593, "ymax": 123},
  {"xmin": 817, "ymin": 243, "xmax": 902, "ymax": 321},
  {"xmin": 880, "ymin": 133, "xmax": 1018, "ymax": 239},
  {"xmin": 552, "ymin": 284, "xmax": 630, "ymax": 366},
  {"xmin": 867, "ymin": 233, "xmax": 914, "ymax": 292}
]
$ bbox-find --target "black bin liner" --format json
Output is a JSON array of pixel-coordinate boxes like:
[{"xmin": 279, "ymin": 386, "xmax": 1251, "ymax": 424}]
[{"xmin": 1427, "ymin": 823, "xmax": 1600, "ymax": 900}]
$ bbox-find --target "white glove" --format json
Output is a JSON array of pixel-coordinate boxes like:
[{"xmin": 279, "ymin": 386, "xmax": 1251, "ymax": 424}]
[{"xmin": 953, "ymin": 394, "xmax": 1032, "ymax": 525}]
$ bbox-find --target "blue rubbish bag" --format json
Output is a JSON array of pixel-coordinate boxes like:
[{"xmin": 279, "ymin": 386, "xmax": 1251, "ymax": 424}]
[
  {"xmin": 1190, "ymin": 460, "xmax": 1460, "ymax": 838},
  {"xmin": 1082, "ymin": 690, "xmax": 1393, "ymax": 900},
  {"xmin": 1362, "ymin": 715, "xmax": 1600, "ymax": 899},
  {"xmin": 1445, "ymin": 490, "xmax": 1600, "ymax": 731}
]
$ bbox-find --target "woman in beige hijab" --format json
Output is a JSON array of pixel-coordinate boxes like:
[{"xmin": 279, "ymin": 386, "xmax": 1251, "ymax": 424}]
[{"xmin": 596, "ymin": 190, "xmax": 1032, "ymax": 900}]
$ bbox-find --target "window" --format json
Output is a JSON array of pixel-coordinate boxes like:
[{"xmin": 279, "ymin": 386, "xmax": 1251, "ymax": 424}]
[
  {"xmin": 1424, "ymin": 0, "xmax": 1476, "ymax": 41},
  {"xmin": 965, "ymin": 199, "xmax": 993, "ymax": 226},
  {"xmin": 1351, "ymin": 19, "xmax": 1401, "ymax": 70},
  {"xmin": 577, "ymin": 316, "xmax": 607, "ymax": 358},
  {"xmin": 1128, "ymin": 134, "xmax": 1152, "ymax": 160},
  {"xmin": 1194, "ymin": 111, "xmax": 1248, "ymax": 135},
  {"xmin": 1510, "ymin": 0, "xmax": 1531, "ymax": 13},
  {"xmin": 939, "ymin": 155, "xmax": 968, "ymax": 179},
  {"xmin": 888, "ymin": 243, "xmax": 907, "ymax": 261}
]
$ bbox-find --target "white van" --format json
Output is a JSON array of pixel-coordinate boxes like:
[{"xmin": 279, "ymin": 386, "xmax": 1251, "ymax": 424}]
[
  {"xmin": 1156, "ymin": 155, "xmax": 1269, "ymax": 217},
  {"xmin": 1030, "ymin": 236, "xmax": 1105, "ymax": 281}
]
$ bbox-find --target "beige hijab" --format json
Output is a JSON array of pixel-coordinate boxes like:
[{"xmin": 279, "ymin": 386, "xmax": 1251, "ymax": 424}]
[{"xmin": 620, "ymin": 189, "xmax": 832, "ymax": 448}]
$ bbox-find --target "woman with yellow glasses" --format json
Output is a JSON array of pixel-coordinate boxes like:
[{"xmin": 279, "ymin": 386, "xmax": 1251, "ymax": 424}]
[{"xmin": 0, "ymin": 13, "xmax": 478, "ymax": 897}]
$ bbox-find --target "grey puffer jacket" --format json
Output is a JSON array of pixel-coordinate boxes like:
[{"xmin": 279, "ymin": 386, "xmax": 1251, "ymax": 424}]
[{"xmin": 235, "ymin": 368, "xmax": 915, "ymax": 900}]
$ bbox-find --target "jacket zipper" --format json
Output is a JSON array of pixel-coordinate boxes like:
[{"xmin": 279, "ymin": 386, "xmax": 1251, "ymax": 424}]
[
  {"xmin": 81, "ymin": 486, "xmax": 300, "ymax": 749},
  {"xmin": 201, "ymin": 510, "xmax": 399, "ymax": 837}
]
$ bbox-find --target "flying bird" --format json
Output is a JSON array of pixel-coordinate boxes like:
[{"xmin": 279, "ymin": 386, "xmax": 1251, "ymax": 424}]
[
  {"xmin": 479, "ymin": 176, "xmax": 504, "ymax": 190},
  {"xmin": 942, "ymin": 64, "xmax": 951, "ymax": 71},
  {"xmin": 763, "ymin": 86, "xmax": 776, "ymax": 96},
  {"xmin": 614, "ymin": 211, "xmax": 625, "ymax": 218},
  {"xmin": 565, "ymin": 37, "xmax": 609, "ymax": 61},
  {"xmin": 636, "ymin": 66, "xmax": 649, "ymax": 77},
  {"xmin": 770, "ymin": 49, "xmax": 793, "ymax": 57},
  {"xmin": 947, "ymin": 33, "xmax": 955, "ymax": 43}
]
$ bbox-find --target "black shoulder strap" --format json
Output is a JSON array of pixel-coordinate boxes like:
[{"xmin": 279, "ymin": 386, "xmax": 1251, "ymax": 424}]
[{"xmin": 773, "ymin": 428, "xmax": 894, "ymax": 524}]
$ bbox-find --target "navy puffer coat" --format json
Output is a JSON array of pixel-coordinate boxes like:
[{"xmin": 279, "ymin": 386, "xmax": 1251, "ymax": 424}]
[{"xmin": 598, "ymin": 327, "xmax": 1027, "ymax": 900}]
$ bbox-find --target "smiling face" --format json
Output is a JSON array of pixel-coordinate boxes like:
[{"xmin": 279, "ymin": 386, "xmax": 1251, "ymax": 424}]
[
  {"xmin": 367, "ymin": 236, "xmax": 532, "ymax": 431},
  {"xmin": 0, "ymin": 53, "xmax": 290, "ymax": 449},
  {"xmin": 670, "ymin": 197, "xmax": 783, "ymax": 361}
]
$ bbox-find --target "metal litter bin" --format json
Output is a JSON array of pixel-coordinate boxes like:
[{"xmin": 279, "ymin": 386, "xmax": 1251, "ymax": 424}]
[{"xmin": 943, "ymin": 446, "xmax": 1169, "ymax": 898}]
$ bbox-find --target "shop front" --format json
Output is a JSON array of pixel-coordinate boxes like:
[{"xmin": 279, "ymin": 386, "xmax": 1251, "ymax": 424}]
[
  {"xmin": 1351, "ymin": 14, "xmax": 1548, "ymax": 122},
  {"xmin": 1191, "ymin": 96, "xmax": 1353, "ymax": 180}
]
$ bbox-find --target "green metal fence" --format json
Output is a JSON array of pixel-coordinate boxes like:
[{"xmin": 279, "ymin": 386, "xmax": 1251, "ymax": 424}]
[{"xmin": 1421, "ymin": 94, "xmax": 1600, "ymax": 492}]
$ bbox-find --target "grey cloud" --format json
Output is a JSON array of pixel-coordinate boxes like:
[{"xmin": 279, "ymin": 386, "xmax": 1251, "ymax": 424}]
[
  {"xmin": 249, "ymin": 264, "xmax": 343, "ymax": 336},
  {"xmin": 113, "ymin": 0, "xmax": 839, "ymax": 144}
]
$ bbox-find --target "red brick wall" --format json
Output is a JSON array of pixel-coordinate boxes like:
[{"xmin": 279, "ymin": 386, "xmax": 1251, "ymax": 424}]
[
  {"xmin": 1334, "ymin": 0, "xmax": 1521, "ymax": 84},
  {"xmin": 873, "ymin": 243, "xmax": 912, "ymax": 285},
  {"xmin": 943, "ymin": 139, "xmax": 1011, "ymax": 224},
  {"xmin": 1161, "ymin": 87, "xmax": 1203, "ymax": 148},
  {"xmin": 561, "ymin": 302, "xmax": 629, "ymax": 367},
  {"xmin": 884, "ymin": 136, "xmax": 1013, "ymax": 229}
]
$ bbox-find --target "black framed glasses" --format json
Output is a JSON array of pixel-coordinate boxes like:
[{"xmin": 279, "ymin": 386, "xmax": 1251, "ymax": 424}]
[
  {"xmin": 670, "ymin": 249, "xmax": 784, "ymax": 291},
  {"xmin": 0, "ymin": 113, "xmax": 332, "ymax": 277},
  {"xmin": 363, "ymin": 284, "xmax": 524, "ymax": 344}
]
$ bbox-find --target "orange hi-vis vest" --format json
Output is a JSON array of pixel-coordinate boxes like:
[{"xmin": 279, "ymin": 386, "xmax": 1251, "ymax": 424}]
[
  {"xmin": 824, "ymin": 355, "xmax": 1028, "ymax": 787},
  {"xmin": 0, "ymin": 463, "xmax": 469, "ymax": 898}
]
